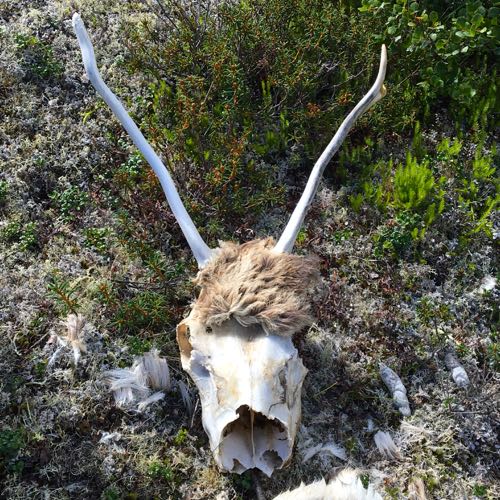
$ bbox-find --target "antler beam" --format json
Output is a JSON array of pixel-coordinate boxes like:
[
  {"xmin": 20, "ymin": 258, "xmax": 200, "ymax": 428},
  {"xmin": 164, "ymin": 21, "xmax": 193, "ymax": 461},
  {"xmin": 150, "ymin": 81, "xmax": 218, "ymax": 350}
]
[
  {"xmin": 72, "ymin": 13, "xmax": 212, "ymax": 267},
  {"xmin": 274, "ymin": 45, "xmax": 387, "ymax": 253}
]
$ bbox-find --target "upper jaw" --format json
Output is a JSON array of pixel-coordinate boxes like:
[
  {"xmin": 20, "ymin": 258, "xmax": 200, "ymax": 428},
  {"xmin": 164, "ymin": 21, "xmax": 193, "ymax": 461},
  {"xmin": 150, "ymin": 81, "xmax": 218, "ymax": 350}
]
[{"xmin": 177, "ymin": 318, "xmax": 307, "ymax": 476}]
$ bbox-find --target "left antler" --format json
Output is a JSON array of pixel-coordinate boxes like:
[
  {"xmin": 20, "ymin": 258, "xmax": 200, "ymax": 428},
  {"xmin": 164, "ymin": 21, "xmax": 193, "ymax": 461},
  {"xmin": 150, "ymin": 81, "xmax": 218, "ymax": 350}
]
[
  {"xmin": 274, "ymin": 45, "xmax": 387, "ymax": 253},
  {"xmin": 72, "ymin": 13, "xmax": 212, "ymax": 267}
]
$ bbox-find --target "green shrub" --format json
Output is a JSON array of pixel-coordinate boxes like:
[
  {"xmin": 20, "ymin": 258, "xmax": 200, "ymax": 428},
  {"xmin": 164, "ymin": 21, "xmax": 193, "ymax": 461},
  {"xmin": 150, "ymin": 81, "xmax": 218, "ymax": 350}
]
[
  {"xmin": 0, "ymin": 180, "xmax": 8, "ymax": 205},
  {"xmin": 0, "ymin": 428, "xmax": 24, "ymax": 477},
  {"xmin": 14, "ymin": 33, "xmax": 63, "ymax": 80},
  {"xmin": 173, "ymin": 428, "xmax": 189, "ymax": 446},
  {"xmin": 84, "ymin": 227, "xmax": 111, "ymax": 254},
  {"xmin": 359, "ymin": 0, "xmax": 498, "ymax": 128},
  {"xmin": 147, "ymin": 459, "xmax": 174, "ymax": 482},
  {"xmin": 458, "ymin": 145, "xmax": 499, "ymax": 239},
  {"xmin": 113, "ymin": 290, "xmax": 171, "ymax": 334},
  {"xmin": 121, "ymin": 0, "xmax": 496, "ymax": 239},
  {"xmin": 1, "ymin": 219, "xmax": 37, "ymax": 251},
  {"xmin": 374, "ymin": 211, "xmax": 422, "ymax": 258},
  {"xmin": 47, "ymin": 274, "xmax": 79, "ymax": 314},
  {"xmin": 124, "ymin": 0, "xmax": 385, "ymax": 224},
  {"xmin": 393, "ymin": 153, "xmax": 445, "ymax": 226},
  {"xmin": 114, "ymin": 152, "xmax": 145, "ymax": 192},
  {"xmin": 50, "ymin": 185, "xmax": 90, "ymax": 222}
]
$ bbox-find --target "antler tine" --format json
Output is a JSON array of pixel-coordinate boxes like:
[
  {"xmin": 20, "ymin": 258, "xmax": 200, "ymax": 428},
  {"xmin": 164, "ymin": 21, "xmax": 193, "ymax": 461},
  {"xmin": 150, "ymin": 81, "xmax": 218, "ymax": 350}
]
[
  {"xmin": 274, "ymin": 45, "xmax": 387, "ymax": 253},
  {"xmin": 72, "ymin": 13, "xmax": 212, "ymax": 267}
]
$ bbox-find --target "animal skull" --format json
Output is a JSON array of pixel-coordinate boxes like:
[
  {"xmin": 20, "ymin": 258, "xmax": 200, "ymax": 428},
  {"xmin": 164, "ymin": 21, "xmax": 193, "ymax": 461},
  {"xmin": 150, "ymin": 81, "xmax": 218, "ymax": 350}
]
[
  {"xmin": 177, "ymin": 239, "xmax": 318, "ymax": 475},
  {"xmin": 72, "ymin": 13, "xmax": 387, "ymax": 476}
]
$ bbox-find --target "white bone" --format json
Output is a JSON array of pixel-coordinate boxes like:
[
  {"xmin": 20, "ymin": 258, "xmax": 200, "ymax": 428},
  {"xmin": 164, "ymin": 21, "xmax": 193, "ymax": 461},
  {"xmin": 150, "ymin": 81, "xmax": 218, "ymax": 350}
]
[
  {"xmin": 177, "ymin": 318, "xmax": 307, "ymax": 477},
  {"xmin": 71, "ymin": 13, "xmax": 391, "ymax": 479},
  {"xmin": 275, "ymin": 45, "xmax": 387, "ymax": 253},
  {"xmin": 72, "ymin": 13, "xmax": 211, "ymax": 267},
  {"xmin": 379, "ymin": 362, "xmax": 411, "ymax": 416},
  {"xmin": 444, "ymin": 351, "xmax": 470, "ymax": 388}
]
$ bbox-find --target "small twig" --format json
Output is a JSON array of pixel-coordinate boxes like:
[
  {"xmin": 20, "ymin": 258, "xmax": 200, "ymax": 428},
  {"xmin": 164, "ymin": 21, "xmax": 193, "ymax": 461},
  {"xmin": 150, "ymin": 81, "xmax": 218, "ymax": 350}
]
[
  {"xmin": 313, "ymin": 381, "xmax": 338, "ymax": 399},
  {"xmin": 190, "ymin": 398, "xmax": 199, "ymax": 429}
]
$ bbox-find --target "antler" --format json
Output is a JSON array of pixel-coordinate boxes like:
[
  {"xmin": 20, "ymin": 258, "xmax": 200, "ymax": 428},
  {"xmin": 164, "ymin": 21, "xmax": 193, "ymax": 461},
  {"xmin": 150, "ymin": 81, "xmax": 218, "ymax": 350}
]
[
  {"xmin": 72, "ymin": 13, "xmax": 212, "ymax": 267},
  {"xmin": 274, "ymin": 45, "xmax": 387, "ymax": 253}
]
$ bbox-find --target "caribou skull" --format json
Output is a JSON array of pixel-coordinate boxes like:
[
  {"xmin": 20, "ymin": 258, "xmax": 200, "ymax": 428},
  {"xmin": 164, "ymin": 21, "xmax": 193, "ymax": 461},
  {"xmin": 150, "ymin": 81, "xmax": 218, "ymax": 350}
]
[{"xmin": 72, "ymin": 13, "xmax": 387, "ymax": 476}]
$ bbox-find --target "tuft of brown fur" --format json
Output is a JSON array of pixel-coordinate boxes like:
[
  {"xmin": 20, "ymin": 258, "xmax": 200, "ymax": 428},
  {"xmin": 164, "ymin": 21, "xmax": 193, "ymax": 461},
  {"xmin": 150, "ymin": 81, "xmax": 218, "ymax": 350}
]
[{"xmin": 191, "ymin": 238, "xmax": 320, "ymax": 337}]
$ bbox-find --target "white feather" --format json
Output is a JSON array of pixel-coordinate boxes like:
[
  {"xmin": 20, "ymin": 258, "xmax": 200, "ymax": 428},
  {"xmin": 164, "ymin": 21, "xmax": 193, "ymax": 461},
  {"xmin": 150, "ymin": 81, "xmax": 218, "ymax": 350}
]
[
  {"xmin": 477, "ymin": 275, "xmax": 496, "ymax": 294},
  {"xmin": 137, "ymin": 391, "xmax": 165, "ymax": 412},
  {"xmin": 374, "ymin": 431, "xmax": 400, "ymax": 460},
  {"xmin": 47, "ymin": 314, "xmax": 87, "ymax": 366},
  {"xmin": 177, "ymin": 380, "xmax": 193, "ymax": 415},
  {"xmin": 302, "ymin": 444, "xmax": 323, "ymax": 462},
  {"xmin": 142, "ymin": 349, "xmax": 171, "ymax": 390},
  {"xmin": 104, "ymin": 352, "xmax": 167, "ymax": 408},
  {"xmin": 302, "ymin": 441, "xmax": 347, "ymax": 462},
  {"xmin": 321, "ymin": 442, "xmax": 348, "ymax": 461}
]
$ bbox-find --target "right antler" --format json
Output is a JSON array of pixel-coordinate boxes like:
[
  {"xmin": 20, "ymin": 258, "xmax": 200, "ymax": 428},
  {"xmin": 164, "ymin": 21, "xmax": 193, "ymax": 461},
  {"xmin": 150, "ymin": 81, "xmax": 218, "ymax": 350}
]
[
  {"xmin": 72, "ymin": 14, "xmax": 212, "ymax": 267},
  {"xmin": 275, "ymin": 45, "xmax": 387, "ymax": 253}
]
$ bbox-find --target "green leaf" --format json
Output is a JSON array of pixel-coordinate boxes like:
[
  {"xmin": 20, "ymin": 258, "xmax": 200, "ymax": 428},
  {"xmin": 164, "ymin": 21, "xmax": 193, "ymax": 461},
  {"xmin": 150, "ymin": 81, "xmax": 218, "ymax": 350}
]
[
  {"xmin": 409, "ymin": 2, "xmax": 419, "ymax": 13},
  {"xmin": 488, "ymin": 7, "xmax": 500, "ymax": 18}
]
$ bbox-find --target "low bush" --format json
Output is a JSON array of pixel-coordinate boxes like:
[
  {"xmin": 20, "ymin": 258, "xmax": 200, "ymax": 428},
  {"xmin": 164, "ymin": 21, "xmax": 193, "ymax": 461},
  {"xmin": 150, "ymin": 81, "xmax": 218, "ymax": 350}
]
[{"xmin": 121, "ymin": 0, "xmax": 496, "ymax": 229}]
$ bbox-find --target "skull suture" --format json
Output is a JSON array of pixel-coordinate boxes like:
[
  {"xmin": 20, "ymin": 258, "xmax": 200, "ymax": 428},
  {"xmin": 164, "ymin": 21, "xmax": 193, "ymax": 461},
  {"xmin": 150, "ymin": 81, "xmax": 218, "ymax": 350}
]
[{"xmin": 73, "ymin": 13, "xmax": 387, "ymax": 476}]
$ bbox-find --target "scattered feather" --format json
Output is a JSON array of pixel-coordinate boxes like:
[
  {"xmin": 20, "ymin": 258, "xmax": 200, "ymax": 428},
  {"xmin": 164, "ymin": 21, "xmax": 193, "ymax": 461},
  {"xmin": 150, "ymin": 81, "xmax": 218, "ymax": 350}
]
[
  {"xmin": 408, "ymin": 478, "xmax": 428, "ymax": 499},
  {"xmin": 301, "ymin": 443, "xmax": 322, "ymax": 462},
  {"xmin": 99, "ymin": 432, "xmax": 122, "ymax": 445},
  {"xmin": 273, "ymin": 469, "xmax": 382, "ymax": 500},
  {"xmin": 104, "ymin": 364, "xmax": 149, "ymax": 407},
  {"xmin": 321, "ymin": 442, "xmax": 347, "ymax": 461},
  {"xmin": 476, "ymin": 275, "xmax": 496, "ymax": 295},
  {"xmin": 47, "ymin": 342, "xmax": 65, "ymax": 368},
  {"xmin": 46, "ymin": 314, "xmax": 87, "ymax": 366},
  {"xmin": 379, "ymin": 363, "xmax": 411, "ymax": 416},
  {"xmin": 302, "ymin": 441, "xmax": 347, "ymax": 462},
  {"xmin": 444, "ymin": 351, "xmax": 470, "ymax": 388},
  {"xmin": 374, "ymin": 430, "xmax": 401, "ymax": 460},
  {"xmin": 142, "ymin": 349, "xmax": 170, "ymax": 390},
  {"xmin": 137, "ymin": 391, "xmax": 165, "ymax": 412},
  {"xmin": 177, "ymin": 380, "xmax": 193, "ymax": 415},
  {"xmin": 104, "ymin": 349, "xmax": 171, "ymax": 409}
]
